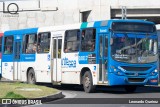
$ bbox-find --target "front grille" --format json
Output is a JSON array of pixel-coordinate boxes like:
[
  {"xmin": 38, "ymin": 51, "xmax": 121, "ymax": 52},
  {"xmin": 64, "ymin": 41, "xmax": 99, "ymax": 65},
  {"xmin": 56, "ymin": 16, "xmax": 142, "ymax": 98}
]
[
  {"xmin": 128, "ymin": 78, "xmax": 145, "ymax": 82},
  {"xmin": 125, "ymin": 73, "xmax": 134, "ymax": 76},
  {"xmin": 121, "ymin": 66, "xmax": 151, "ymax": 71},
  {"xmin": 125, "ymin": 73, "xmax": 147, "ymax": 76}
]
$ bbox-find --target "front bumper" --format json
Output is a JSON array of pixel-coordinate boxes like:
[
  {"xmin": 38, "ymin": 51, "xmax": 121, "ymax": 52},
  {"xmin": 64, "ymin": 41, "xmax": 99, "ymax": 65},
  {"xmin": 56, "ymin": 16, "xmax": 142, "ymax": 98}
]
[{"xmin": 108, "ymin": 73, "xmax": 158, "ymax": 86}]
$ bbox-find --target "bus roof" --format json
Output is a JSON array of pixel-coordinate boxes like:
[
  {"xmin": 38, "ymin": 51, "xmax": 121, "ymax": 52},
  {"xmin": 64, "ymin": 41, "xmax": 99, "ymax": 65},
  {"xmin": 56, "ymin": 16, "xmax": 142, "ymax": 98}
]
[
  {"xmin": 38, "ymin": 19, "xmax": 154, "ymax": 33},
  {"xmin": 81, "ymin": 19, "xmax": 155, "ymax": 29},
  {"xmin": 4, "ymin": 28, "xmax": 38, "ymax": 36},
  {"xmin": 3, "ymin": 19, "xmax": 154, "ymax": 35},
  {"xmin": 38, "ymin": 23, "xmax": 81, "ymax": 33}
]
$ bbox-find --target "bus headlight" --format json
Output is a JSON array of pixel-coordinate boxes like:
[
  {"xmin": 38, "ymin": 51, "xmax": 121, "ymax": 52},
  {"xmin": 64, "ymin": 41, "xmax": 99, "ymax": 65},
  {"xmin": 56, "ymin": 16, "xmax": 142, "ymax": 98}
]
[
  {"xmin": 150, "ymin": 69, "xmax": 158, "ymax": 76},
  {"xmin": 110, "ymin": 65, "xmax": 124, "ymax": 75},
  {"xmin": 154, "ymin": 69, "xmax": 158, "ymax": 73},
  {"xmin": 110, "ymin": 66, "xmax": 117, "ymax": 72}
]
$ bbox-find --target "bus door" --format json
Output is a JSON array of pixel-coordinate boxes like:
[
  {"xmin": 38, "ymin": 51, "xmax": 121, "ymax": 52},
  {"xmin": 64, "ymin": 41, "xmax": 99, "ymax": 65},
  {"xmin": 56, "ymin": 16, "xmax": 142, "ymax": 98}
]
[
  {"xmin": 51, "ymin": 36, "xmax": 62, "ymax": 83},
  {"xmin": 13, "ymin": 39, "xmax": 21, "ymax": 80},
  {"xmin": 98, "ymin": 34, "xmax": 108, "ymax": 83}
]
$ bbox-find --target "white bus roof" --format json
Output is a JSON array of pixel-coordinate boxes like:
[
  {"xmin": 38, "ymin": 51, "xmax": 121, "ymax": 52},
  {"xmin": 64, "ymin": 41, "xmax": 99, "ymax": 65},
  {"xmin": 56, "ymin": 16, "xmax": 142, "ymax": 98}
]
[{"xmin": 38, "ymin": 23, "xmax": 81, "ymax": 33}]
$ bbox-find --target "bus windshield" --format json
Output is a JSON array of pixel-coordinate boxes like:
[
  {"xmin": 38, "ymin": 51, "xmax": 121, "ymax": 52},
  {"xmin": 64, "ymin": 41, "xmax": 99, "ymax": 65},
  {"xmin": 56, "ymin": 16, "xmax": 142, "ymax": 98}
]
[
  {"xmin": 112, "ymin": 22, "xmax": 156, "ymax": 33},
  {"xmin": 111, "ymin": 33, "xmax": 158, "ymax": 63}
]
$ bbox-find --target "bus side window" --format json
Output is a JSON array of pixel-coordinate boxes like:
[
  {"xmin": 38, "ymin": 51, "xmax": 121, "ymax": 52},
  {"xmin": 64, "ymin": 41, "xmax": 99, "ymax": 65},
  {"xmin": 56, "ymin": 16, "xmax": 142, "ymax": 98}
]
[
  {"xmin": 64, "ymin": 30, "xmax": 80, "ymax": 53},
  {"xmin": 23, "ymin": 34, "xmax": 37, "ymax": 54},
  {"xmin": 58, "ymin": 39, "xmax": 62, "ymax": 58},
  {"xmin": 81, "ymin": 28, "xmax": 96, "ymax": 52},
  {"xmin": 4, "ymin": 36, "xmax": 13, "ymax": 54},
  {"xmin": 37, "ymin": 32, "xmax": 51, "ymax": 53},
  {"xmin": 104, "ymin": 36, "xmax": 108, "ymax": 57}
]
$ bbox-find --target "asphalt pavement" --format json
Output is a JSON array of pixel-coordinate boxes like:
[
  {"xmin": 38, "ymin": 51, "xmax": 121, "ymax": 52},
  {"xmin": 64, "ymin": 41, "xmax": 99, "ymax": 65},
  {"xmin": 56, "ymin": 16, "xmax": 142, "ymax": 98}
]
[{"xmin": 34, "ymin": 85, "xmax": 160, "ymax": 107}]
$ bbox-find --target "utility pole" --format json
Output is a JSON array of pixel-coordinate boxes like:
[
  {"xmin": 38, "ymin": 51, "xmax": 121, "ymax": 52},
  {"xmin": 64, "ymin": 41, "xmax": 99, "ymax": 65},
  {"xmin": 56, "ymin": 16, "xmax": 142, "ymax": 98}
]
[{"xmin": 121, "ymin": 6, "xmax": 127, "ymax": 19}]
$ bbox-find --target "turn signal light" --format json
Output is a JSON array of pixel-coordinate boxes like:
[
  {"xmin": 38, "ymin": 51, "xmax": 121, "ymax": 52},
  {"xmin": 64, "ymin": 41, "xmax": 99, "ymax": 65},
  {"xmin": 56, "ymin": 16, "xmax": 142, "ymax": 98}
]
[{"xmin": 150, "ymin": 79, "xmax": 158, "ymax": 83}]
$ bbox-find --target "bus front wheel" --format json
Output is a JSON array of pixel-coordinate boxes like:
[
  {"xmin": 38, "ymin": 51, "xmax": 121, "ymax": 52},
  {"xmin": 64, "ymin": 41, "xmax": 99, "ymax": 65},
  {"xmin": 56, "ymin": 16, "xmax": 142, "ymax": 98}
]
[
  {"xmin": 27, "ymin": 69, "xmax": 36, "ymax": 84},
  {"xmin": 82, "ymin": 71, "xmax": 96, "ymax": 93},
  {"xmin": 125, "ymin": 85, "xmax": 137, "ymax": 93}
]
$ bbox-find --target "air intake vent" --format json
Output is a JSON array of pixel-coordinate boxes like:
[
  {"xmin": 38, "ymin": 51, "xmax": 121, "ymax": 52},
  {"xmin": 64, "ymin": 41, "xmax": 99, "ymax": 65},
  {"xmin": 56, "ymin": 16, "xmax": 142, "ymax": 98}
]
[
  {"xmin": 121, "ymin": 66, "xmax": 151, "ymax": 71},
  {"xmin": 128, "ymin": 78, "xmax": 145, "ymax": 82}
]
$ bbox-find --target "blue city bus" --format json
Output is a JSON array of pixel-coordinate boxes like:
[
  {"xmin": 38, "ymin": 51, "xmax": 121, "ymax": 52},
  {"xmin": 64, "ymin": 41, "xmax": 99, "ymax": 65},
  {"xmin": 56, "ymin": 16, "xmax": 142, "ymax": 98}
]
[
  {"xmin": 1, "ymin": 19, "xmax": 158, "ymax": 93},
  {"xmin": 78, "ymin": 19, "xmax": 158, "ymax": 92}
]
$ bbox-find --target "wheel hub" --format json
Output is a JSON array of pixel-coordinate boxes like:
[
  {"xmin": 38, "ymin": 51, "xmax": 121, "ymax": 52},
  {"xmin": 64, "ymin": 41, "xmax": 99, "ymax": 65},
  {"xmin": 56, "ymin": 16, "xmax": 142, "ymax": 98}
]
[
  {"xmin": 84, "ymin": 76, "xmax": 90, "ymax": 88},
  {"xmin": 30, "ymin": 73, "xmax": 35, "ymax": 83}
]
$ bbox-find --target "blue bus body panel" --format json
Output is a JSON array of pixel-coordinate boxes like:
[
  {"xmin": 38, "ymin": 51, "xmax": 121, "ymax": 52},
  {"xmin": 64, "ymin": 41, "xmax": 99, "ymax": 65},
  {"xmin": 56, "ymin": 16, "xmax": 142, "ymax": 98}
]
[
  {"xmin": 4, "ymin": 28, "xmax": 38, "ymax": 36},
  {"xmin": 21, "ymin": 54, "xmax": 36, "ymax": 62},
  {"xmin": 2, "ymin": 28, "xmax": 38, "ymax": 62}
]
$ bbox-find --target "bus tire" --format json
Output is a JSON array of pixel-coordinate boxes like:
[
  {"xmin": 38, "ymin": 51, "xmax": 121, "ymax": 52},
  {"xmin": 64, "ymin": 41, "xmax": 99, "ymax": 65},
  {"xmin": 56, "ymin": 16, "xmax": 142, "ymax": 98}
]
[
  {"xmin": 125, "ymin": 85, "xmax": 137, "ymax": 93},
  {"xmin": 27, "ymin": 69, "xmax": 36, "ymax": 84},
  {"xmin": 82, "ymin": 71, "xmax": 96, "ymax": 93}
]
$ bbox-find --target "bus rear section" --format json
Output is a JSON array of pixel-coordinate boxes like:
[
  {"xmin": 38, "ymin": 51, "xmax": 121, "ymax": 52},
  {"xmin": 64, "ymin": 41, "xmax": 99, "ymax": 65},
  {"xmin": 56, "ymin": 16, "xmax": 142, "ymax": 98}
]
[
  {"xmin": 1, "ymin": 28, "xmax": 38, "ymax": 81},
  {"xmin": 0, "ymin": 33, "xmax": 3, "ymax": 79}
]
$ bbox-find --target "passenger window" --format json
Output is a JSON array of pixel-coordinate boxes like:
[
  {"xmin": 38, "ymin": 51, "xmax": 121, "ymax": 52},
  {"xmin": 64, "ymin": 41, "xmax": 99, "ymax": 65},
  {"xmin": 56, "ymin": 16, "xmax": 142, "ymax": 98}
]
[
  {"xmin": 58, "ymin": 39, "xmax": 62, "ymax": 58},
  {"xmin": 104, "ymin": 36, "xmax": 108, "ymax": 57},
  {"xmin": 81, "ymin": 28, "xmax": 96, "ymax": 51},
  {"xmin": 64, "ymin": 30, "xmax": 80, "ymax": 53},
  {"xmin": 4, "ymin": 36, "xmax": 13, "ymax": 54},
  {"xmin": 53, "ymin": 39, "xmax": 57, "ymax": 58},
  {"xmin": 23, "ymin": 34, "xmax": 37, "ymax": 54},
  {"xmin": 37, "ymin": 32, "xmax": 51, "ymax": 53}
]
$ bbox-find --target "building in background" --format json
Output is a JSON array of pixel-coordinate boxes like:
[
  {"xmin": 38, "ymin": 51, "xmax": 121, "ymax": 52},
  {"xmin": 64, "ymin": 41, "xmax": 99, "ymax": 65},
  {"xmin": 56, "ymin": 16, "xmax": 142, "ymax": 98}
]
[{"xmin": 0, "ymin": 0, "xmax": 160, "ymax": 32}]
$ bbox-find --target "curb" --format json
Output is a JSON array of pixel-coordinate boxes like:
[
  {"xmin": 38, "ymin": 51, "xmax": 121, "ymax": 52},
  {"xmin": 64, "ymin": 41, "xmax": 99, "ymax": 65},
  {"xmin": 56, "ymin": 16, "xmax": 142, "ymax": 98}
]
[
  {"xmin": 0, "ymin": 78, "xmax": 17, "ymax": 83},
  {"xmin": 27, "ymin": 91, "xmax": 65, "ymax": 105},
  {"xmin": 43, "ymin": 91, "xmax": 63, "ymax": 98}
]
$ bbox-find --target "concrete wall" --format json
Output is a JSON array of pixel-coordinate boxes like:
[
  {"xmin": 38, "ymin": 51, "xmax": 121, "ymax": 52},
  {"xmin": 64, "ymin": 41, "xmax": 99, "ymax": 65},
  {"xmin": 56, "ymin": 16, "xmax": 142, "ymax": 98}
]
[
  {"xmin": 0, "ymin": 0, "xmax": 160, "ymax": 32},
  {"xmin": 0, "ymin": 0, "xmax": 110, "ymax": 32}
]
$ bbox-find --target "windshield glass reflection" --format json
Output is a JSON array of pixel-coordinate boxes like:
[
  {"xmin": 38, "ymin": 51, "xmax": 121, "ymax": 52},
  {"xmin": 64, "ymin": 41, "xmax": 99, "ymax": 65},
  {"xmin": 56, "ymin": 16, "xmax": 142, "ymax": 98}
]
[{"xmin": 111, "ymin": 33, "xmax": 158, "ymax": 63}]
